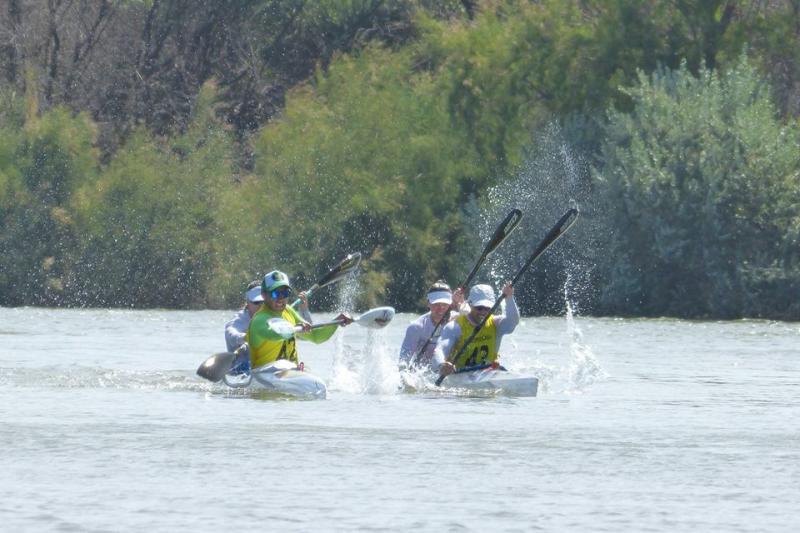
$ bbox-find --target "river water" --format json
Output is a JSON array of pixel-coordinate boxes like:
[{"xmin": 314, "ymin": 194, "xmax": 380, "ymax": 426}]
[{"xmin": 1, "ymin": 307, "xmax": 798, "ymax": 532}]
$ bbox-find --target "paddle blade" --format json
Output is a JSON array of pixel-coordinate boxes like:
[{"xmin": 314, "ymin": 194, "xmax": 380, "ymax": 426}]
[
  {"xmin": 507, "ymin": 208, "xmax": 578, "ymax": 285},
  {"xmin": 316, "ymin": 252, "xmax": 362, "ymax": 289},
  {"xmin": 546, "ymin": 207, "xmax": 579, "ymax": 245},
  {"xmin": 484, "ymin": 208, "xmax": 523, "ymax": 257},
  {"xmin": 197, "ymin": 352, "xmax": 236, "ymax": 382},
  {"xmin": 354, "ymin": 306, "xmax": 395, "ymax": 329},
  {"xmin": 291, "ymin": 252, "xmax": 362, "ymax": 308},
  {"xmin": 461, "ymin": 209, "xmax": 523, "ymax": 288}
]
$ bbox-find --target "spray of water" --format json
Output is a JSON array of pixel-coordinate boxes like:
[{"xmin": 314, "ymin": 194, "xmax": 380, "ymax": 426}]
[
  {"xmin": 324, "ymin": 267, "xmax": 401, "ymax": 394},
  {"xmin": 328, "ymin": 270, "xmax": 361, "ymax": 392},
  {"xmin": 328, "ymin": 122, "xmax": 608, "ymax": 397},
  {"xmin": 473, "ymin": 123, "xmax": 606, "ymax": 394},
  {"xmin": 561, "ymin": 277, "xmax": 607, "ymax": 393}
]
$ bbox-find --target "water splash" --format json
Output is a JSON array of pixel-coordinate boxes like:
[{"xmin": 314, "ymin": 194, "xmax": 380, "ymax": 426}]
[
  {"xmin": 328, "ymin": 328, "xmax": 400, "ymax": 395},
  {"xmin": 329, "ymin": 336, "xmax": 362, "ymax": 393},
  {"xmin": 562, "ymin": 299, "xmax": 607, "ymax": 393},
  {"xmin": 475, "ymin": 122, "xmax": 600, "ymax": 314},
  {"xmin": 360, "ymin": 329, "xmax": 402, "ymax": 394},
  {"xmin": 536, "ymin": 281, "xmax": 607, "ymax": 395},
  {"xmin": 328, "ymin": 275, "xmax": 401, "ymax": 394},
  {"xmin": 464, "ymin": 123, "xmax": 606, "ymax": 395}
]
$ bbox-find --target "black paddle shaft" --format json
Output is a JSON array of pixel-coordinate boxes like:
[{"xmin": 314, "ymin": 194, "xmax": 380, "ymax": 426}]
[
  {"xmin": 410, "ymin": 209, "xmax": 523, "ymax": 365},
  {"xmin": 435, "ymin": 208, "xmax": 579, "ymax": 385}
]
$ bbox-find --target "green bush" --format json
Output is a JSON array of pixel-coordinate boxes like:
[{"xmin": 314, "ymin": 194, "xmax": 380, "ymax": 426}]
[
  {"xmin": 71, "ymin": 84, "xmax": 235, "ymax": 307},
  {"xmin": 596, "ymin": 54, "xmax": 800, "ymax": 318},
  {"xmin": 0, "ymin": 104, "xmax": 98, "ymax": 305}
]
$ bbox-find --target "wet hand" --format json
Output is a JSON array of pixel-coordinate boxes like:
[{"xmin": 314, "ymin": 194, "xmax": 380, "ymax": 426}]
[
  {"xmin": 502, "ymin": 282, "xmax": 514, "ymax": 298},
  {"xmin": 336, "ymin": 313, "xmax": 354, "ymax": 326},
  {"xmin": 451, "ymin": 287, "xmax": 466, "ymax": 310},
  {"xmin": 297, "ymin": 291, "xmax": 310, "ymax": 311},
  {"xmin": 438, "ymin": 361, "xmax": 456, "ymax": 377}
]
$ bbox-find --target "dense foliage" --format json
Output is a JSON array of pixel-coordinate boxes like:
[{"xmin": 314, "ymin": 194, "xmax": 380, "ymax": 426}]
[
  {"xmin": 597, "ymin": 56, "xmax": 800, "ymax": 318},
  {"xmin": 1, "ymin": 0, "xmax": 799, "ymax": 318}
]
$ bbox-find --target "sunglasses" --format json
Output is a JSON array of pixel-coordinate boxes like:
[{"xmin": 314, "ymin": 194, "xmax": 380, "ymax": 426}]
[
  {"xmin": 473, "ymin": 305, "xmax": 491, "ymax": 312},
  {"xmin": 270, "ymin": 288, "xmax": 292, "ymax": 300}
]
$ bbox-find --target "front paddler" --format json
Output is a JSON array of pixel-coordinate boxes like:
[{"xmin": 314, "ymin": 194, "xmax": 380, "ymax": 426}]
[
  {"xmin": 246, "ymin": 270, "xmax": 352, "ymax": 369},
  {"xmin": 433, "ymin": 282, "xmax": 519, "ymax": 378}
]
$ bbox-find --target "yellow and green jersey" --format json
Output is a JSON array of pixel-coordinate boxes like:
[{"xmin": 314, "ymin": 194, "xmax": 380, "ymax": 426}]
[{"xmin": 246, "ymin": 306, "xmax": 338, "ymax": 368}]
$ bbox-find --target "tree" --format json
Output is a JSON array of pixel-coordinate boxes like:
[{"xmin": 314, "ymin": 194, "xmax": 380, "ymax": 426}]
[
  {"xmin": 69, "ymin": 83, "xmax": 234, "ymax": 307},
  {"xmin": 596, "ymin": 54, "xmax": 800, "ymax": 318},
  {"xmin": 0, "ymin": 101, "xmax": 98, "ymax": 305}
]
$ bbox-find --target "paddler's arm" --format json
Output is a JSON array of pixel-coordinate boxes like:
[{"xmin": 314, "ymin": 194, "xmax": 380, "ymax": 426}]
[
  {"xmin": 495, "ymin": 282, "xmax": 520, "ymax": 334},
  {"xmin": 225, "ymin": 312, "xmax": 248, "ymax": 352},
  {"xmin": 296, "ymin": 291, "xmax": 313, "ymax": 323},
  {"xmin": 451, "ymin": 287, "xmax": 468, "ymax": 317},
  {"xmin": 398, "ymin": 321, "xmax": 422, "ymax": 370},
  {"xmin": 432, "ymin": 321, "xmax": 460, "ymax": 377},
  {"xmin": 294, "ymin": 310, "xmax": 353, "ymax": 344}
]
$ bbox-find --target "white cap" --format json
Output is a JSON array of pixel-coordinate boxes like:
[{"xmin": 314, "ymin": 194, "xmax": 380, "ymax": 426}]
[
  {"xmin": 468, "ymin": 284, "xmax": 495, "ymax": 308},
  {"xmin": 427, "ymin": 290, "xmax": 452, "ymax": 305},
  {"xmin": 246, "ymin": 286, "xmax": 264, "ymax": 303}
]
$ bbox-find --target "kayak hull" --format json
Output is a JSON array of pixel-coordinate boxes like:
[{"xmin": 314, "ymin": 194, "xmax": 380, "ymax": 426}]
[
  {"xmin": 441, "ymin": 367, "xmax": 539, "ymax": 397},
  {"xmin": 224, "ymin": 360, "xmax": 327, "ymax": 399}
]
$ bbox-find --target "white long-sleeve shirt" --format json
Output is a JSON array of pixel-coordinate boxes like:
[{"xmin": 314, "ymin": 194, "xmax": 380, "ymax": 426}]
[
  {"xmin": 431, "ymin": 296, "xmax": 520, "ymax": 370},
  {"xmin": 398, "ymin": 312, "xmax": 441, "ymax": 369},
  {"xmin": 224, "ymin": 308, "xmax": 252, "ymax": 352}
]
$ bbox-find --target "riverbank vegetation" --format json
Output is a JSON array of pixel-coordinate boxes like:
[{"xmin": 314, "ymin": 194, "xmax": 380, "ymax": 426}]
[{"xmin": 1, "ymin": 0, "xmax": 798, "ymax": 318}]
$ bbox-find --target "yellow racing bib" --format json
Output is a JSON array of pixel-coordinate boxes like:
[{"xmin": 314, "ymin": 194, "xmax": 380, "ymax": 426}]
[{"xmin": 449, "ymin": 314, "xmax": 498, "ymax": 370}]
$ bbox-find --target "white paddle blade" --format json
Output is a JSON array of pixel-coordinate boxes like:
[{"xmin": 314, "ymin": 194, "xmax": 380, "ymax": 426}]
[
  {"xmin": 268, "ymin": 318, "xmax": 301, "ymax": 339},
  {"xmin": 355, "ymin": 306, "xmax": 395, "ymax": 329}
]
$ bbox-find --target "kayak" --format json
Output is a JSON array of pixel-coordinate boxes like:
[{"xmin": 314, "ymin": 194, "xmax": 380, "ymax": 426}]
[
  {"xmin": 197, "ymin": 306, "xmax": 397, "ymax": 397},
  {"xmin": 439, "ymin": 364, "xmax": 539, "ymax": 397},
  {"xmin": 223, "ymin": 359, "xmax": 327, "ymax": 399},
  {"xmin": 400, "ymin": 363, "xmax": 539, "ymax": 397}
]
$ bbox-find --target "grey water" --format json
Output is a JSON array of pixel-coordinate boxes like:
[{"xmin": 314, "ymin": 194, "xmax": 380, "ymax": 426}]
[{"xmin": 1, "ymin": 307, "xmax": 798, "ymax": 532}]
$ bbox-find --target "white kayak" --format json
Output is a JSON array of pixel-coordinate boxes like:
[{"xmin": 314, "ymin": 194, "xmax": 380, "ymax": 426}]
[
  {"xmin": 440, "ymin": 364, "xmax": 539, "ymax": 397},
  {"xmin": 223, "ymin": 359, "xmax": 327, "ymax": 399}
]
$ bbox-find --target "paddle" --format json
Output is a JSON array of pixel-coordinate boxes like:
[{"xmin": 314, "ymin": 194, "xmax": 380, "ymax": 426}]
[
  {"xmin": 196, "ymin": 348, "xmax": 242, "ymax": 383},
  {"xmin": 410, "ymin": 208, "xmax": 523, "ymax": 365},
  {"xmin": 268, "ymin": 306, "xmax": 396, "ymax": 339},
  {"xmin": 290, "ymin": 252, "xmax": 362, "ymax": 308},
  {"xmin": 435, "ymin": 208, "xmax": 579, "ymax": 386}
]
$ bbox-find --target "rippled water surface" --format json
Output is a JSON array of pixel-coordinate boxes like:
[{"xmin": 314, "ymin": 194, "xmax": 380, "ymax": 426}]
[{"xmin": 1, "ymin": 307, "xmax": 798, "ymax": 532}]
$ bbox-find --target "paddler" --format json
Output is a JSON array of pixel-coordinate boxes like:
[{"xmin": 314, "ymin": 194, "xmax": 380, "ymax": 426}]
[
  {"xmin": 433, "ymin": 282, "xmax": 519, "ymax": 378},
  {"xmin": 224, "ymin": 279, "xmax": 312, "ymax": 374},
  {"xmin": 246, "ymin": 270, "xmax": 352, "ymax": 369},
  {"xmin": 398, "ymin": 280, "xmax": 465, "ymax": 371}
]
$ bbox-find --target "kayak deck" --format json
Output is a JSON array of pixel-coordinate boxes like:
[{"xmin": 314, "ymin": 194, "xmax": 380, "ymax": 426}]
[
  {"xmin": 401, "ymin": 364, "xmax": 539, "ymax": 397},
  {"xmin": 441, "ymin": 366, "xmax": 539, "ymax": 396},
  {"xmin": 224, "ymin": 359, "xmax": 327, "ymax": 399}
]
